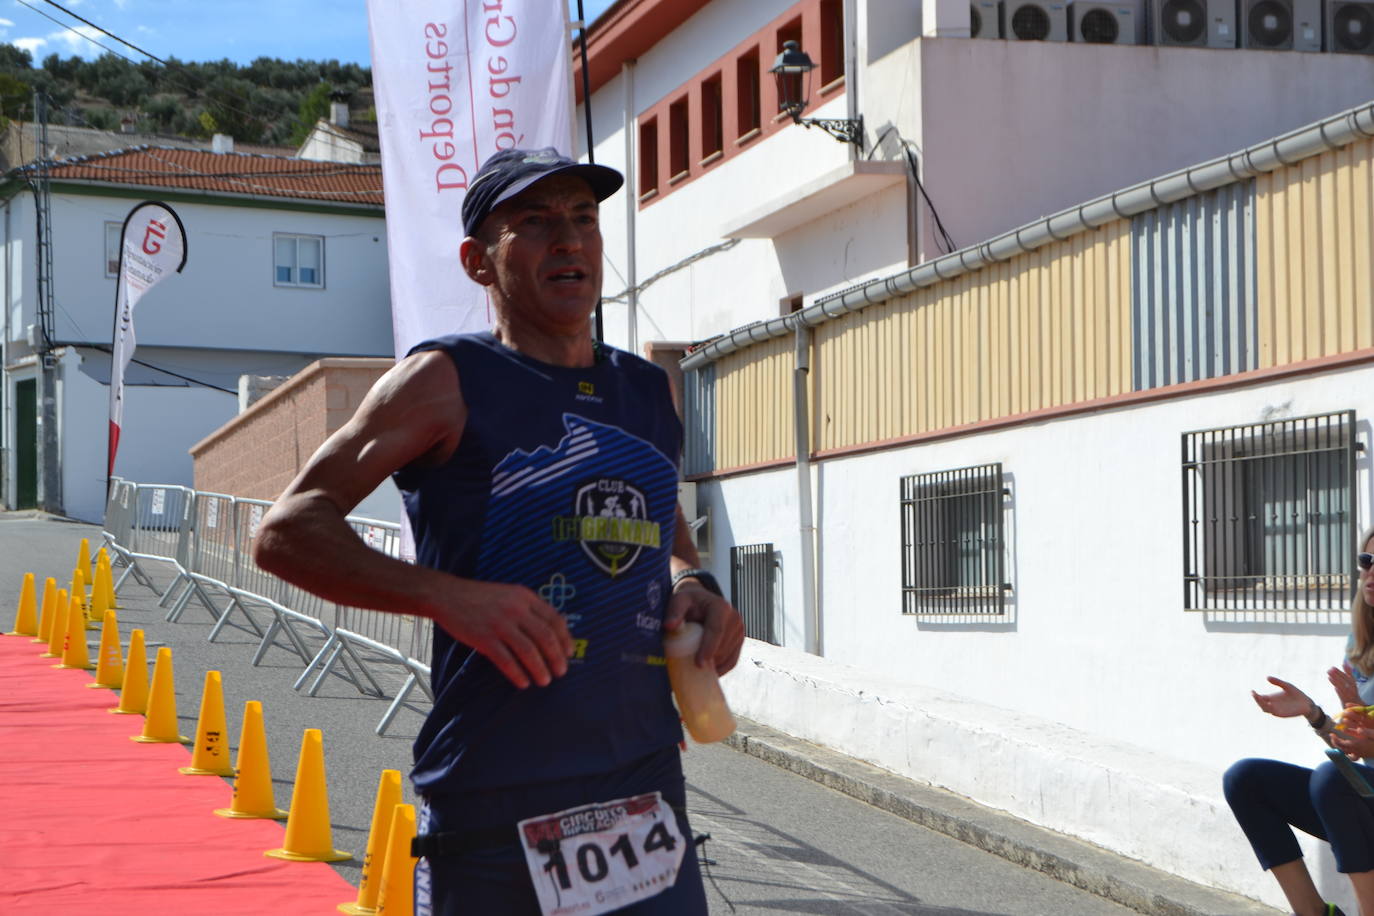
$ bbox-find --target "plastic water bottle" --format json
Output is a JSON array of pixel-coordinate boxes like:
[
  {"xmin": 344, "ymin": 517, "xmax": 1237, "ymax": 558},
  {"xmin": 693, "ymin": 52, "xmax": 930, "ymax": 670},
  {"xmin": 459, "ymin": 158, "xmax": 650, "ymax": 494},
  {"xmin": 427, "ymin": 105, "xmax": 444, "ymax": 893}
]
[{"xmin": 663, "ymin": 622, "xmax": 736, "ymax": 743}]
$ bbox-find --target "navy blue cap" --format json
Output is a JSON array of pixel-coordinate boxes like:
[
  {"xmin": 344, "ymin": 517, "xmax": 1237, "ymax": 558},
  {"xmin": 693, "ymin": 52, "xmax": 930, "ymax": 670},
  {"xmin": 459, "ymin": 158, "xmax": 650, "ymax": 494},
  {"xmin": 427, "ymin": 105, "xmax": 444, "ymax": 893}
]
[{"xmin": 461, "ymin": 147, "xmax": 623, "ymax": 237}]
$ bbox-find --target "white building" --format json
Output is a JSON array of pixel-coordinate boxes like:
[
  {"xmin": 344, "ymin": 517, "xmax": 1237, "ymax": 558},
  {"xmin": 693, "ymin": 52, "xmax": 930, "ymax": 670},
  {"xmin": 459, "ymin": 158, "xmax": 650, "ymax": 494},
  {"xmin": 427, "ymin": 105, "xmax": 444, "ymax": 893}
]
[
  {"xmin": 576, "ymin": 0, "xmax": 1374, "ymax": 909},
  {"xmin": 0, "ymin": 145, "xmax": 392, "ymax": 522}
]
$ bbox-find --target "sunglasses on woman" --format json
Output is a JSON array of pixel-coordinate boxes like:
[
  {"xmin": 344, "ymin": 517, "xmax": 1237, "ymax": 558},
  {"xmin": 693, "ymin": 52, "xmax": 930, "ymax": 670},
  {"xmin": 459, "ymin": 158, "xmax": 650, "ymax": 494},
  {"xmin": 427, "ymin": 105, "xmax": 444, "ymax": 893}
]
[{"xmin": 1360, "ymin": 553, "xmax": 1374, "ymax": 570}]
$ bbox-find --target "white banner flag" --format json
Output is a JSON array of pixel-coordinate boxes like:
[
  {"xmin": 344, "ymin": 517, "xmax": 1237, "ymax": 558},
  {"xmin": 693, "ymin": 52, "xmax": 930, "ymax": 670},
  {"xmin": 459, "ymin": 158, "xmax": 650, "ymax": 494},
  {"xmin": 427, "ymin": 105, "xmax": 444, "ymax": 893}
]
[
  {"xmin": 367, "ymin": 0, "xmax": 574, "ymax": 357},
  {"xmin": 108, "ymin": 201, "xmax": 187, "ymax": 480}
]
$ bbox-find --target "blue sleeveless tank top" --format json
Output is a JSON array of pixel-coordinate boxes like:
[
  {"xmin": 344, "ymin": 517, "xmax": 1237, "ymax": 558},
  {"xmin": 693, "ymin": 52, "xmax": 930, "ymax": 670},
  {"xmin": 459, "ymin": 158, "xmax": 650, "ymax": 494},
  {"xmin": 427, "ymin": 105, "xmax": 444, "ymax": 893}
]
[{"xmin": 394, "ymin": 332, "xmax": 684, "ymax": 793}]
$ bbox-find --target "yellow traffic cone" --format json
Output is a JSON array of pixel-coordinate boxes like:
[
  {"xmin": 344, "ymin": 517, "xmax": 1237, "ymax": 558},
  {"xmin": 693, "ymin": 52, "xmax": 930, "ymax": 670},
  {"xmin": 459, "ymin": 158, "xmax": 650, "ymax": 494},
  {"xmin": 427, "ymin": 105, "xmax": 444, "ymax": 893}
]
[
  {"xmin": 77, "ymin": 537, "xmax": 91, "ymax": 578},
  {"xmin": 339, "ymin": 770, "xmax": 403, "ymax": 915},
  {"xmin": 98, "ymin": 549, "xmax": 117, "ymax": 609},
  {"xmin": 6, "ymin": 572, "xmax": 37, "ymax": 637},
  {"xmin": 215, "ymin": 700, "xmax": 287, "ymax": 820},
  {"xmin": 132, "ymin": 647, "xmax": 188, "ymax": 743},
  {"xmin": 375, "ymin": 804, "xmax": 417, "ymax": 916},
  {"xmin": 87, "ymin": 610, "xmax": 124, "ymax": 689},
  {"xmin": 55, "ymin": 593, "xmax": 93, "ymax": 670},
  {"xmin": 31, "ymin": 577, "xmax": 57, "ymax": 644},
  {"xmin": 86, "ymin": 567, "xmax": 109, "ymax": 631},
  {"xmin": 110, "ymin": 629, "xmax": 149, "ymax": 715},
  {"xmin": 180, "ymin": 671, "xmax": 233, "ymax": 776},
  {"xmin": 41, "ymin": 588, "xmax": 68, "ymax": 658},
  {"xmin": 264, "ymin": 729, "xmax": 352, "ymax": 862},
  {"xmin": 69, "ymin": 567, "xmax": 88, "ymax": 629}
]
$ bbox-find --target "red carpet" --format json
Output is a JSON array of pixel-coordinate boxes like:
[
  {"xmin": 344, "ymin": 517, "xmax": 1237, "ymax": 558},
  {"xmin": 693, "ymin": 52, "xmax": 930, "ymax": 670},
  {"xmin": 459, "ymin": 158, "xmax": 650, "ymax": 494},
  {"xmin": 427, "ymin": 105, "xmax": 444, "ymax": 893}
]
[{"xmin": 0, "ymin": 634, "xmax": 357, "ymax": 915}]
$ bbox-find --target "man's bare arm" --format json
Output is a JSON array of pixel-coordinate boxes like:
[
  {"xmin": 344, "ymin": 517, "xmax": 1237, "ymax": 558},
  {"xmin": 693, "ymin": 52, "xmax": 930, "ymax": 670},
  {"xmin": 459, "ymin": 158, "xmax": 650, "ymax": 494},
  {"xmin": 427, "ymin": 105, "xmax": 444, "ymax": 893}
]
[{"xmin": 253, "ymin": 350, "xmax": 573, "ymax": 688}]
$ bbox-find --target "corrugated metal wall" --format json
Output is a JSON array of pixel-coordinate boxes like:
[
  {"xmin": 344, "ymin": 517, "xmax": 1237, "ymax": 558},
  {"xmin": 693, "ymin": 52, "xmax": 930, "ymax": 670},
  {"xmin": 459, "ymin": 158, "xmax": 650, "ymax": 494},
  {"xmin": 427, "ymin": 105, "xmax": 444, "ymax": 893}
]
[
  {"xmin": 1131, "ymin": 181, "xmax": 1256, "ymax": 390},
  {"xmin": 712, "ymin": 333, "xmax": 794, "ymax": 469},
  {"xmin": 811, "ymin": 221, "xmax": 1132, "ymax": 454},
  {"xmin": 692, "ymin": 137, "xmax": 1374, "ymax": 476},
  {"xmin": 1255, "ymin": 137, "xmax": 1374, "ymax": 367},
  {"xmin": 683, "ymin": 362, "xmax": 716, "ymax": 477}
]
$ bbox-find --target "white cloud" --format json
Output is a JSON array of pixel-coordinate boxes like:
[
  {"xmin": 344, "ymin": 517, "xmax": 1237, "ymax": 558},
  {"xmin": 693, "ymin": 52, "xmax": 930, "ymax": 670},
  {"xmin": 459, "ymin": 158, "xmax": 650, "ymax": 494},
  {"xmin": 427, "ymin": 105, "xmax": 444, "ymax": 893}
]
[
  {"xmin": 0, "ymin": 18, "xmax": 15, "ymax": 28},
  {"xmin": 50, "ymin": 24, "xmax": 107, "ymax": 59},
  {"xmin": 12, "ymin": 37, "xmax": 46, "ymax": 55}
]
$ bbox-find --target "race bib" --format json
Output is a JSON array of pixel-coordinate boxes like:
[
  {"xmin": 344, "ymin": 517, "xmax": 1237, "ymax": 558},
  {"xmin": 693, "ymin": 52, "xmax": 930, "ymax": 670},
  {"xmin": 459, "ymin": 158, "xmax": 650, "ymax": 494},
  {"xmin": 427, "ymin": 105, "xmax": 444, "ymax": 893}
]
[{"xmin": 517, "ymin": 791, "xmax": 685, "ymax": 916}]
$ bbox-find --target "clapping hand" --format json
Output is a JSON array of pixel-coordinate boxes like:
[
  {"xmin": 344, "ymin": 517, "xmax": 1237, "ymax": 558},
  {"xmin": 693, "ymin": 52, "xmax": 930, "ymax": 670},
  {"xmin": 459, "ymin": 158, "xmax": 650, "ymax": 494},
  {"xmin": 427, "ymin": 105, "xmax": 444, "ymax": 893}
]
[
  {"xmin": 1251, "ymin": 676, "xmax": 1314, "ymax": 719},
  {"xmin": 1334, "ymin": 706, "xmax": 1374, "ymax": 759},
  {"xmin": 1329, "ymin": 663, "xmax": 1362, "ymax": 708}
]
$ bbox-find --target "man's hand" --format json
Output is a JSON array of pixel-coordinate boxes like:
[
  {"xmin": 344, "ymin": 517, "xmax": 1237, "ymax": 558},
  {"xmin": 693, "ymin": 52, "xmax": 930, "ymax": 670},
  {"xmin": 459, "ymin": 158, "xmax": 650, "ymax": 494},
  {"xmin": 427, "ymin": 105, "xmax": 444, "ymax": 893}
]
[
  {"xmin": 664, "ymin": 582, "xmax": 744, "ymax": 675},
  {"xmin": 1250, "ymin": 676, "xmax": 1314, "ymax": 719},
  {"xmin": 432, "ymin": 579, "xmax": 575, "ymax": 689}
]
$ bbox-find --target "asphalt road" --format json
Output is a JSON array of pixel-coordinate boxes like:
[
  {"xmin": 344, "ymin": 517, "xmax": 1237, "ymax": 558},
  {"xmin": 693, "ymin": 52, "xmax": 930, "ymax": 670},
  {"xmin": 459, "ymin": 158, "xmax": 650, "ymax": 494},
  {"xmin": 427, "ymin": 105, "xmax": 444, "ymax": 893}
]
[{"xmin": 0, "ymin": 513, "xmax": 1136, "ymax": 914}]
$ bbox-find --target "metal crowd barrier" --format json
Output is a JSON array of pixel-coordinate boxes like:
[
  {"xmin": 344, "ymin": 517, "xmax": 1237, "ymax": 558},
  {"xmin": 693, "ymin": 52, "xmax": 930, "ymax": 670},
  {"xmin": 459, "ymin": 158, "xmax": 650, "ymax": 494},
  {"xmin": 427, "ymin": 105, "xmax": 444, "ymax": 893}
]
[{"xmin": 102, "ymin": 479, "xmax": 433, "ymax": 735}]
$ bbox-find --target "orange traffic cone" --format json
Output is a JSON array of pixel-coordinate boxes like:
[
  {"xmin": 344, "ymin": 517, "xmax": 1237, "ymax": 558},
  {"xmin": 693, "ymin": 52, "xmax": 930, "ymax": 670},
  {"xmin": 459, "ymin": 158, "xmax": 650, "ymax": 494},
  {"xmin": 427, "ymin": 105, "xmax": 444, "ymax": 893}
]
[
  {"xmin": 215, "ymin": 700, "xmax": 287, "ymax": 819},
  {"xmin": 31, "ymin": 577, "xmax": 57, "ymax": 644},
  {"xmin": 76, "ymin": 537, "xmax": 91, "ymax": 578},
  {"xmin": 375, "ymin": 804, "xmax": 417, "ymax": 916},
  {"xmin": 41, "ymin": 588, "xmax": 68, "ymax": 658},
  {"xmin": 110, "ymin": 629, "xmax": 149, "ymax": 715},
  {"xmin": 6, "ymin": 572, "xmax": 37, "ymax": 637},
  {"xmin": 339, "ymin": 769, "xmax": 403, "ymax": 914},
  {"xmin": 132, "ymin": 647, "xmax": 189, "ymax": 743},
  {"xmin": 87, "ymin": 610, "xmax": 124, "ymax": 689},
  {"xmin": 264, "ymin": 729, "xmax": 351, "ymax": 862},
  {"xmin": 56, "ymin": 593, "xmax": 93, "ymax": 670},
  {"xmin": 180, "ymin": 671, "xmax": 233, "ymax": 776}
]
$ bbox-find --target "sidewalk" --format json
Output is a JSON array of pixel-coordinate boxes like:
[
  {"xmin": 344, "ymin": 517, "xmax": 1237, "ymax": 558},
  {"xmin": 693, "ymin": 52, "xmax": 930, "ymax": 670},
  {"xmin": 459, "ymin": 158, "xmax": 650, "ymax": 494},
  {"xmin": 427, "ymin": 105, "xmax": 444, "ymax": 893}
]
[{"xmin": 726, "ymin": 718, "xmax": 1277, "ymax": 915}]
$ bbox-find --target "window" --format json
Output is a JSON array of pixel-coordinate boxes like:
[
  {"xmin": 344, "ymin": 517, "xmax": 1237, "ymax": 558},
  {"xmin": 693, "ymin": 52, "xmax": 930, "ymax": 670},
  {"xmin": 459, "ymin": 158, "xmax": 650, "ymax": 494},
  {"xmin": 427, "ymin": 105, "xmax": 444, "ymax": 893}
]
[
  {"xmin": 700, "ymin": 73, "xmax": 723, "ymax": 164},
  {"xmin": 668, "ymin": 96, "xmax": 689, "ymax": 180},
  {"xmin": 104, "ymin": 222, "xmax": 122, "ymax": 277},
  {"xmin": 900, "ymin": 463, "xmax": 1007, "ymax": 615},
  {"xmin": 730, "ymin": 542, "xmax": 779, "ymax": 645},
  {"xmin": 1182, "ymin": 411, "xmax": 1357, "ymax": 611},
  {"xmin": 638, "ymin": 117, "xmax": 659, "ymax": 200},
  {"xmin": 736, "ymin": 47, "xmax": 760, "ymax": 139},
  {"xmin": 274, "ymin": 234, "xmax": 324, "ymax": 288},
  {"xmin": 819, "ymin": 0, "xmax": 845, "ymax": 86}
]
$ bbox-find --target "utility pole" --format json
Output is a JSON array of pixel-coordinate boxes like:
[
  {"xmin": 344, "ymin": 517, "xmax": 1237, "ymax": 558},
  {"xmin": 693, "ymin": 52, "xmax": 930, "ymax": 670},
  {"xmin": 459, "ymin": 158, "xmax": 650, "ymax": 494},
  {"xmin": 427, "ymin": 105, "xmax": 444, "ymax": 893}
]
[{"xmin": 32, "ymin": 91, "xmax": 60, "ymax": 515}]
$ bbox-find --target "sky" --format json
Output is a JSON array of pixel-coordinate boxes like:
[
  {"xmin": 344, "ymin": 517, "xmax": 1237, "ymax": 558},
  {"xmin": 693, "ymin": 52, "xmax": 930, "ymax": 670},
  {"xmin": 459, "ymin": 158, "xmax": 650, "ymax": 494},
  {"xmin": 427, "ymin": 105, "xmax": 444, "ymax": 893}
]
[{"xmin": 0, "ymin": 0, "xmax": 617, "ymax": 68}]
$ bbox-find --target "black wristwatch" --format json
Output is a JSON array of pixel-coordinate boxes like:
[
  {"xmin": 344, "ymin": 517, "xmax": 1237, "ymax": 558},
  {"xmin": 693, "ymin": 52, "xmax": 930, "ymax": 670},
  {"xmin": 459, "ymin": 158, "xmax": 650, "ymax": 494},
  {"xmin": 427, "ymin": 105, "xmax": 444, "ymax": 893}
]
[{"xmin": 671, "ymin": 567, "xmax": 724, "ymax": 598}]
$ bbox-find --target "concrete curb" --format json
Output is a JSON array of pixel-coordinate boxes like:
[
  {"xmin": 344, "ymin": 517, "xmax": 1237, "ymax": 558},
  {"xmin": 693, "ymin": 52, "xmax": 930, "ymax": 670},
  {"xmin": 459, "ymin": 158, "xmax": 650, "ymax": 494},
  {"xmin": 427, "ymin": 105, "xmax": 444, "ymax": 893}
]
[{"xmin": 725, "ymin": 717, "xmax": 1280, "ymax": 916}]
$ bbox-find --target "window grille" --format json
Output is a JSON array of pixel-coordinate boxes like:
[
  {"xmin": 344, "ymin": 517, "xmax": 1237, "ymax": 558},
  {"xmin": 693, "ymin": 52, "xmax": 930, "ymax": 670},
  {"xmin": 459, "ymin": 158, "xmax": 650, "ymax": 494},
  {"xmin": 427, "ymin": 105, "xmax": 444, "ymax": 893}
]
[
  {"xmin": 730, "ymin": 543, "xmax": 778, "ymax": 645},
  {"xmin": 1182, "ymin": 410, "xmax": 1357, "ymax": 611},
  {"xmin": 900, "ymin": 463, "xmax": 1007, "ymax": 615}
]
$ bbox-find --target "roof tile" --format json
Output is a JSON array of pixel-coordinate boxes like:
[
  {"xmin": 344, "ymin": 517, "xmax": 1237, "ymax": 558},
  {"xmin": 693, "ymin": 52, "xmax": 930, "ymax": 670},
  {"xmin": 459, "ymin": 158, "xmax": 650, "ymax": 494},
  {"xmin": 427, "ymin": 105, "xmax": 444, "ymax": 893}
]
[{"xmin": 20, "ymin": 145, "xmax": 384, "ymax": 207}]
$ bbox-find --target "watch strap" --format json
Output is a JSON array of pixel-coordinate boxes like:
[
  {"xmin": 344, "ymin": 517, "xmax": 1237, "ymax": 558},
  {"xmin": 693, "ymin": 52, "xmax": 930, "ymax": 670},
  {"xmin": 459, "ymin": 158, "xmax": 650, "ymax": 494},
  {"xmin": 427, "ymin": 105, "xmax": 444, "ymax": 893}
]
[{"xmin": 671, "ymin": 567, "xmax": 723, "ymax": 597}]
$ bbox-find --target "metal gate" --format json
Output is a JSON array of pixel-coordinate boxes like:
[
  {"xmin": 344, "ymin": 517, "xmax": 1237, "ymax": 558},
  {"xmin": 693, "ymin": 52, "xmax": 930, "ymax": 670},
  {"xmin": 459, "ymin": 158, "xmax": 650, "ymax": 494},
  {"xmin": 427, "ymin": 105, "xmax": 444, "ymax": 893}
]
[{"xmin": 730, "ymin": 542, "xmax": 777, "ymax": 645}]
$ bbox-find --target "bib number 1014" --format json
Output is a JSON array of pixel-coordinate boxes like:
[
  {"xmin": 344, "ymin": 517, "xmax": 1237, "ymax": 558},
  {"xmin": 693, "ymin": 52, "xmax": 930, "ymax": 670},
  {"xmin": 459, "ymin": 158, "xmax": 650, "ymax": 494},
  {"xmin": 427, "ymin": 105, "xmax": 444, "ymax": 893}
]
[
  {"xmin": 518, "ymin": 792, "xmax": 687, "ymax": 916},
  {"xmin": 545, "ymin": 821, "xmax": 677, "ymax": 888}
]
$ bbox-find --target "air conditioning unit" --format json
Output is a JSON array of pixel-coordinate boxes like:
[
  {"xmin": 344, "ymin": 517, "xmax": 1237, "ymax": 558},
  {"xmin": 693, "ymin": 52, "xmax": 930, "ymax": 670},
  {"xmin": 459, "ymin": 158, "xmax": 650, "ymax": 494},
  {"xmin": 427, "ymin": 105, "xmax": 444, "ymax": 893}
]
[
  {"xmin": 1328, "ymin": 0, "xmax": 1374, "ymax": 53},
  {"xmin": 1071, "ymin": 2, "xmax": 1138, "ymax": 41},
  {"xmin": 1005, "ymin": 0, "xmax": 1070, "ymax": 39},
  {"xmin": 1241, "ymin": 0, "xmax": 1319, "ymax": 48},
  {"xmin": 1150, "ymin": 0, "xmax": 1238, "ymax": 47},
  {"xmin": 971, "ymin": 0, "xmax": 1004, "ymax": 37}
]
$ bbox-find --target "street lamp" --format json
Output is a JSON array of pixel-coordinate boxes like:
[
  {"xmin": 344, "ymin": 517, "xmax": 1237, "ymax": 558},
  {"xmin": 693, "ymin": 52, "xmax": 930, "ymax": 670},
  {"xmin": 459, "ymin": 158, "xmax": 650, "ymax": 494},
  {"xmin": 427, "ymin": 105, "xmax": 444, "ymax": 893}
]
[{"xmin": 769, "ymin": 40, "xmax": 864, "ymax": 150}]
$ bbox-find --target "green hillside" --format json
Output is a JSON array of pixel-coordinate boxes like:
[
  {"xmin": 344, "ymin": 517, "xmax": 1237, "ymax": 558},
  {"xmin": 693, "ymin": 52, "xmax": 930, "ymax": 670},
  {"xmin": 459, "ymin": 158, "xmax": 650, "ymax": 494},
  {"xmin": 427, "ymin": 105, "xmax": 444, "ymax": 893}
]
[{"xmin": 0, "ymin": 45, "xmax": 372, "ymax": 146}]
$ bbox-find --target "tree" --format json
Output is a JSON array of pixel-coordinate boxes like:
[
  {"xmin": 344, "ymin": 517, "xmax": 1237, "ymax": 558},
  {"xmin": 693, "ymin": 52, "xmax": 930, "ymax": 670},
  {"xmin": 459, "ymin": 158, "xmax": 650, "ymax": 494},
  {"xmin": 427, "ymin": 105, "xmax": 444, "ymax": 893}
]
[{"xmin": 288, "ymin": 81, "xmax": 332, "ymax": 146}]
